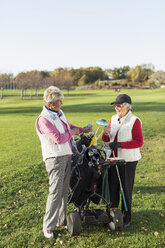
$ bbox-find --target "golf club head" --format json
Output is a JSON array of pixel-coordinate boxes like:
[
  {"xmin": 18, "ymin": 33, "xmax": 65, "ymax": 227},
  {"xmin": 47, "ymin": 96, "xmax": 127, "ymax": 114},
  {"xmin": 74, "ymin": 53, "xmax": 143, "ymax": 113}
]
[
  {"xmin": 88, "ymin": 150, "xmax": 94, "ymax": 156},
  {"xmin": 96, "ymin": 119, "xmax": 108, "ymax": 127}
]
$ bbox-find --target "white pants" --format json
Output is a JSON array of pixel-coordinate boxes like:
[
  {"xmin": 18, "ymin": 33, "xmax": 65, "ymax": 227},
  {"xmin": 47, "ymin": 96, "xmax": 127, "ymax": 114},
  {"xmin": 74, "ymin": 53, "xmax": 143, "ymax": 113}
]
[{"xmin": 43, "ymin": 155, "xmax": 71, "ymax": 231}]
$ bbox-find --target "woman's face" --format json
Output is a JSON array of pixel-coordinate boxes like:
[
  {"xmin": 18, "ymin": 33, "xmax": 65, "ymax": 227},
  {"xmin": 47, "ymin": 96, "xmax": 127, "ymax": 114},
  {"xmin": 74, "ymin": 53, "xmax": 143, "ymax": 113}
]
[
  {"xmin": 48, "ymin": 98, "xmax": 63, "ymax": 111},
  {"xmin": 115, "ymin": 104, "xmax": 129, "ymax": 118}
]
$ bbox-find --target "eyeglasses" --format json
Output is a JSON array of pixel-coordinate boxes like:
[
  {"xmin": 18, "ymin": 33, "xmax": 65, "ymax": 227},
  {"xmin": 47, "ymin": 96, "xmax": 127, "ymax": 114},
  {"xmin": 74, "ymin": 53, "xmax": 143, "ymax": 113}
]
[
  {"xmin": 114, "ymin": 104, "xmax": 123, "ymax": 108},
  {"xmin": 50, "ymin": 99, "xmax": 63, "ymax": 106}
]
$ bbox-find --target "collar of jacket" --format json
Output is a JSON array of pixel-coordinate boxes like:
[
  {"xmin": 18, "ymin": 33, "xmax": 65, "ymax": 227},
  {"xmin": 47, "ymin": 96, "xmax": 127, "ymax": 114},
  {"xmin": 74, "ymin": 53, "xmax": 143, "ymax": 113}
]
[
  {"xmin": 44, "ymin": 105, "xmax": 62, "ymax": 117},
  {"xmin": 118, "ymin": 110, "xmax": 132, "ymax": 124},
  {"xmin": 43, "ymin": 106, "xmax": 63, "ymax": 120}
]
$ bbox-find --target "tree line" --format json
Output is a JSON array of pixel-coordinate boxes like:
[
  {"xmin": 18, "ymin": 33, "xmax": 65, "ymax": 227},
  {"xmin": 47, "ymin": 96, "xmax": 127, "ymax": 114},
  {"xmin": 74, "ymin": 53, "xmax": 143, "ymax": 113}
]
[{"xmin": 0, "ymin": 64, "xmax": 165, "ymax": 98}]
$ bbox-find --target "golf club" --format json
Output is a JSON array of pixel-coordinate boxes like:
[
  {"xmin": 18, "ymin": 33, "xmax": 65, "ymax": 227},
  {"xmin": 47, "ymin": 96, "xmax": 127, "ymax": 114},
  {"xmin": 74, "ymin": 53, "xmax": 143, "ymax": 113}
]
[
  {"xmin": 115, "ymin": 164, "xmax": 128, "ymax": 211},
  {"xmin": 96, "ymin": 119, "xmax": 108, "ymax": 127}
]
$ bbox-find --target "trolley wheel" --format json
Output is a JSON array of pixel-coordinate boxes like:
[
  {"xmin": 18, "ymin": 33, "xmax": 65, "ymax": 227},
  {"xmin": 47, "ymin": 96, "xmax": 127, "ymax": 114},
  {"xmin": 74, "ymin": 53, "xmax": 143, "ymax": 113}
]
[
  {"xmin": 67, "ymin": 211, "xmax": 81, "ymax": 236},
  {"xmin": 109, "ymin": 208, "xmax": 123, "ymax": 231}
]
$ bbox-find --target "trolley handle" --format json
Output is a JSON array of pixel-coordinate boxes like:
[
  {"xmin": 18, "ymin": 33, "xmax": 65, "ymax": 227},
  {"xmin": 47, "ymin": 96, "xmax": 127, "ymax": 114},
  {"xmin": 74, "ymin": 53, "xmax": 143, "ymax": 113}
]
[{"xmin": 107, "ymin": 158, "xmax": 126, "ymax": 166}]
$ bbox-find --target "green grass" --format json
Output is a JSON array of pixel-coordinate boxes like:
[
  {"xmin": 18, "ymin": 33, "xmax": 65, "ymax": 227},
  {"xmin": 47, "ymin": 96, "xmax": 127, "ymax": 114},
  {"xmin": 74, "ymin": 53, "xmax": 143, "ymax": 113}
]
[{"xmin": 0, "ymin": 88, "xmax": 165, "ymax": 248}]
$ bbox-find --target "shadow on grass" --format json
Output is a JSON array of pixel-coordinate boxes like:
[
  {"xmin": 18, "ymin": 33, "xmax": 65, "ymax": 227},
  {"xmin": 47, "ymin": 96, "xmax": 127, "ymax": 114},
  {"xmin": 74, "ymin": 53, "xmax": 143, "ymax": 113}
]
[
  {"xmin": 0, "ymin": 102, "xmax": 165, "ymax": 115},
  {"xmin": 79, "ymin": 185, "xmax": 165, "ymax": 236},
  {"xmin": 81, "ymin": 209, "xmax": 164, "ymax": 237},
  {"xmin": 134, "ymin": 186, "xmax": 165, "ymax": 194},
  {"xmin": 0, "ymin": 106, "xmax": 43, "ymax": 115}
]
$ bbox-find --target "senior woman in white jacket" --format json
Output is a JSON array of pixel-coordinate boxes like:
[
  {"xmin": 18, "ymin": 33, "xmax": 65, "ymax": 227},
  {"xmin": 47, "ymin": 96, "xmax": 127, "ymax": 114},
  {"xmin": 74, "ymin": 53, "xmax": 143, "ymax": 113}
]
[
  {"xmin": 36, "ymin": 86, "xmax": 92, "ymax": 238},
  {"xmin": 102, "ymin": 94, "xmax": 143, "ymax": 227}
]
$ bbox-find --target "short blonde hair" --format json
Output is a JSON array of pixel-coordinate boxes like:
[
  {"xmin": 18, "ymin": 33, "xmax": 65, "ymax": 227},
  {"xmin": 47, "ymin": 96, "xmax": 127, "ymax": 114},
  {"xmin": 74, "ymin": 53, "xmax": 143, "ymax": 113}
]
[{"xmin": 44, "ymin": 86, "xmax": 64, "ymax": 103}]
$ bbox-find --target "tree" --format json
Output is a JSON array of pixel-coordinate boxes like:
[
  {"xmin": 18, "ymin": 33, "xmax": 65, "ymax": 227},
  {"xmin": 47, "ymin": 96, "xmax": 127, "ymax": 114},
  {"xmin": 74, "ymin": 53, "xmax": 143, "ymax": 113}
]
[
  {"xmin": 72, "ymin": 69, "xmax": 84, "ymax": 86},
  {"xmin": 42, "ymin": 75, "xmax": 57, "ymax": 89},
  {"xmin": 0, "ymin": 73, "xmax": 13, "ymax": 99},
  {"xmin": 148, "ymin": 70, "xmax": 165, "ymax": 88},
  {"xmin": 84, "ymin": 67, "xmax": 107, "ymax": 84},
  {"xmin": 105, "ymin": 69, "xmax": 113, "ymax": 79},
  {"xmin": 120, "ymin": 66, "xmax": 130, "ymax": 79},
  {"xmin": 112, "ymin": 66, "xmax": 130, "ymax": 80},
  {"xmin": 54, "ymin": 70, "xmax": 73, "ymax": 95},
  {"xmin": 60, "ymin": 71, "xmax": 73, "ymax": 96},
  {"xmin": 70, "ymin": 67, "xmax": 108, "ymax": 86},
  {"xmin": 127, "ymin": 65, "xmax": 154, "ymax": 84},
  {"xmin": 14, "ymin": 71, "xmax": 49, "ymax": 98},
  {"xmin": 50, "ymin": 67, "xmax": 65, "ymax": 76},
  {"xmin": 78, "ymin": 75, "xmax": 88, "ymax": 86},
  {"xmin": 40, "ymin": 71, "xmax": 51, "ymax": 90},
  {"xmin": 14, "ymin": 72, "xmax": 29, "ymax": 99}
]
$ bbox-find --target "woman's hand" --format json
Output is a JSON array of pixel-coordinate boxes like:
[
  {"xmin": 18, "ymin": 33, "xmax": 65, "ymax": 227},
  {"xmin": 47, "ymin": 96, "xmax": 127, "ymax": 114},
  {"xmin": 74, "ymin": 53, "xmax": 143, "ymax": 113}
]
[
  {"xmin": 109, "ymin": 142, "xmax": 121, "ymax": 150},
  {"xmin": 104, "ymin": 126, "xmax": 110, "ymax": 135},
  {"xmin": 72, "ymin": 128, "xmax": 81, "ymax": 135},
  {"xmin": 83, "ymin": 124, "xmax": 93, "ymax": 133}
]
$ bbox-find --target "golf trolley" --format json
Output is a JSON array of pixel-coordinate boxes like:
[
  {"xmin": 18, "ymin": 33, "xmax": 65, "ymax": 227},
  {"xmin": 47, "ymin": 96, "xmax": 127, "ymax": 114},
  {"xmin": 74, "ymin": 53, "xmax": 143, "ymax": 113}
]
[{"xmin": 67, "ymin": 133, "xmax": 126, "ymax": 236}]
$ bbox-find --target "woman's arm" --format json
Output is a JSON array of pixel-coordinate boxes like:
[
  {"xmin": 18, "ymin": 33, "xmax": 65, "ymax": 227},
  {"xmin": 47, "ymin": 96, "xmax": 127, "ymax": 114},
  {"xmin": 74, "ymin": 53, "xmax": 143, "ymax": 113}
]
[
  {"xmin": 67, "ymin": 121, "xmax": 83, "ymax": 133},
  {"xmin": 37, "ymin": 117, "xmax": 75, "ymax": 144},
  {"xmin": 121, "ymin": 118, "xmax": 143, "ymax": 149}
]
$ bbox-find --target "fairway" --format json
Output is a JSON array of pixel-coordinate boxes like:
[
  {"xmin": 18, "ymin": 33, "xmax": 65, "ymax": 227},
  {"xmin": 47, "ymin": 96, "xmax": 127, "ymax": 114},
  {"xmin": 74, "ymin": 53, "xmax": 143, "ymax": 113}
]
[{"xmin": 0, "ymin": 88, "xmax": 165, "ymax": 248}]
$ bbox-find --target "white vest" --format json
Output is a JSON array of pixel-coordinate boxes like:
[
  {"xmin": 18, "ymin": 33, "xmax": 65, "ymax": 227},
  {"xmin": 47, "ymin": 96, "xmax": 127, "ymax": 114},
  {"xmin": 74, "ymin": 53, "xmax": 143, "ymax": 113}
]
[
  {"xmin": 110, "ymin": 111, "xmax": 142, "ymax": 162},
  {"xmin": 36, "ymin": 106, "xmax": 72, "ymax": 161}
]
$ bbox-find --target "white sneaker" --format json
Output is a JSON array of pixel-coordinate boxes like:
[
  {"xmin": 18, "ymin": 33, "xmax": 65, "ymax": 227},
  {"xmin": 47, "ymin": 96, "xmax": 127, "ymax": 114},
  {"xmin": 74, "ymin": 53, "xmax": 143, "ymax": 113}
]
[{"xmin": 43, "ymin": 230, "xmax": 54, "ymax": 239}]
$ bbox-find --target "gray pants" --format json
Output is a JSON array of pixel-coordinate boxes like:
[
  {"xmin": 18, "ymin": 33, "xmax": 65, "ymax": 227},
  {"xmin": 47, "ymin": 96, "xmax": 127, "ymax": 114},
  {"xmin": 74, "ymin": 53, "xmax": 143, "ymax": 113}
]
[{"xmin": 43, "ymin": 155, "xmax": 71, "ymax": 231}]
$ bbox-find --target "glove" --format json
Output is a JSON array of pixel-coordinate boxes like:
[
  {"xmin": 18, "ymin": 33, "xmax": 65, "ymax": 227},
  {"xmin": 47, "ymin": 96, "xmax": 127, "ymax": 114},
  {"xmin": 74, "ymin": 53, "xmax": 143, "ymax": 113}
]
[{"xmin": 109, "ymin": 142, "xmax": 121, "ymax": 150}]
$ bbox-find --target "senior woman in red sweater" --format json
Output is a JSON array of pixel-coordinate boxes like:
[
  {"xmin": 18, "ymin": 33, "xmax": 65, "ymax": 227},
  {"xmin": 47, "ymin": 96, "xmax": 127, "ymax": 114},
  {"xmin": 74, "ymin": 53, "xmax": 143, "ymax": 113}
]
[{"xmin": 102, "ymin": 94, "xmax": 143, "ymax": 227}]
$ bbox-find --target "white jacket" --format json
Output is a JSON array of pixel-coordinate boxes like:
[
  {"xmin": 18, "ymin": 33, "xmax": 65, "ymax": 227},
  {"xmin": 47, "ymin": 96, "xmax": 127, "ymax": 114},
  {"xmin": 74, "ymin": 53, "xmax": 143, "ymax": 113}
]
[
  {"xmin": 36, "ymin": 106, "xmax": 72, "ymax": 161},
  {"xmin": 110, "ymin": 111, "xmax": 142, "ymax": 162}
]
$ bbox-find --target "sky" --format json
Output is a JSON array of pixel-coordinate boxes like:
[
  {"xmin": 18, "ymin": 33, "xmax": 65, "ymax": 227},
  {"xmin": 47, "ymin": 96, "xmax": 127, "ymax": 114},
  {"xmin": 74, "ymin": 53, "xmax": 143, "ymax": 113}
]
[{"xmin": 0, "ymin": 0, "xmax": 165, "ymax": 76}]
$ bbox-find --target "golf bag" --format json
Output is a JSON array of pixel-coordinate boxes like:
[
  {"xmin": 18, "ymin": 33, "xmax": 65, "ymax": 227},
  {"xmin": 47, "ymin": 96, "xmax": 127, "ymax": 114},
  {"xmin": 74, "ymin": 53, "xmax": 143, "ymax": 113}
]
[
  {"xmin": 69, "ymin": 145, "xmax": 106, "ymax": 207},
  {"xmin": 71, "ymin": 133, "xmax": 93, "ymax": 168},
  {"xmin": 67, "ymin": 134, "xmax": 125, "ymax": 236}
]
